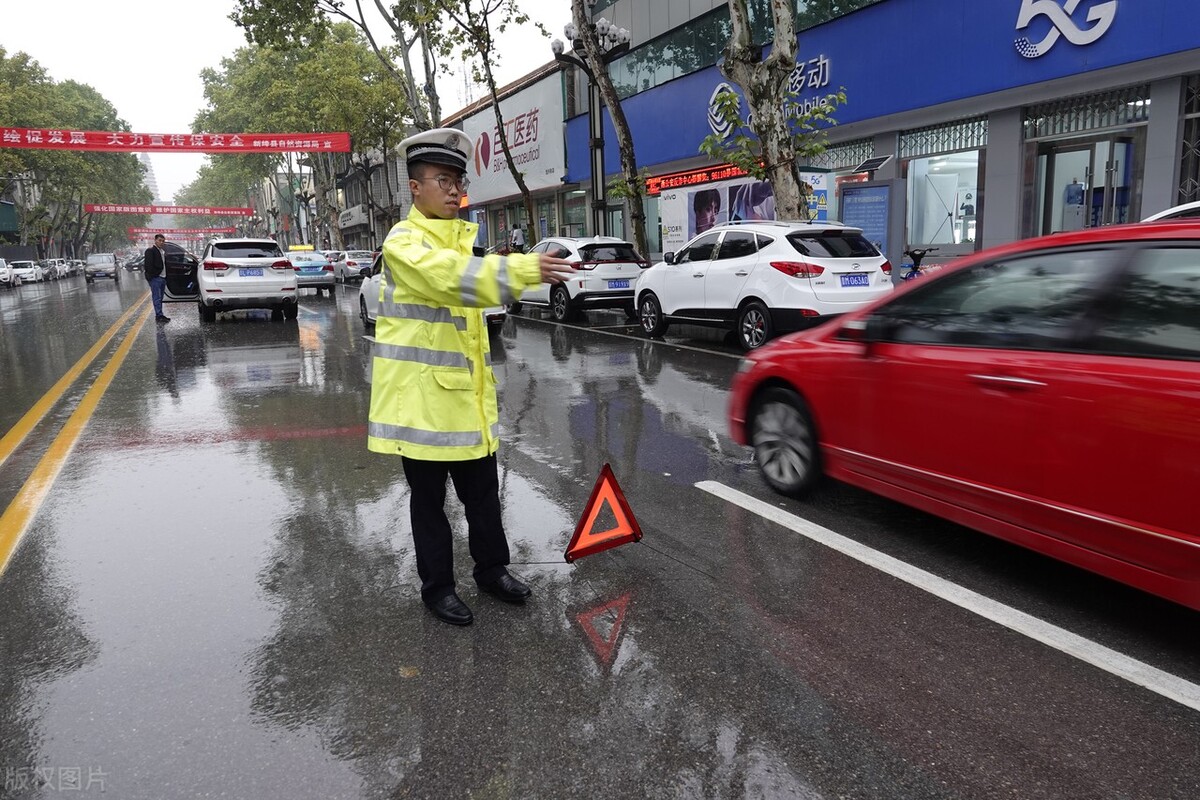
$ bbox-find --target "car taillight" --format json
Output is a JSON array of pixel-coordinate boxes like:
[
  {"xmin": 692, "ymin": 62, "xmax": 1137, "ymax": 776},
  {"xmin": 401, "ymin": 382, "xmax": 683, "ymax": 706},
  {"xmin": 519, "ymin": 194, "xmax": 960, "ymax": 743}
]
[
  {"xmin": 203, "ymin": 260, "xmax": 228, "ymax": 270},
  {"xmin": 270, "ymin": 259, "xmax": 292, "ymax": 270},
  {"xmin": 573, "ymin": 260, "xmax": 593, "ymax": 270},
  {"xmin": 323, "ymin": 265, "xmax": 333, "ymax": 272},
  {"xmin": 638, "ymin": 260, "xmax": 651, "ymax": 269},
  {"xmin": 880, "ymin": 260, "xmax": 892, "ymax": 275},
  {"xmin": 293, "ymin": 266, "xmax": 301, "ymax": 271},
  {"xmin": 770, "ymin": 261, "xmax": 824, "ymax": 278},
  {"xmin": 346, "ymin": 260, "xmax": 358, "ymax": 268}
]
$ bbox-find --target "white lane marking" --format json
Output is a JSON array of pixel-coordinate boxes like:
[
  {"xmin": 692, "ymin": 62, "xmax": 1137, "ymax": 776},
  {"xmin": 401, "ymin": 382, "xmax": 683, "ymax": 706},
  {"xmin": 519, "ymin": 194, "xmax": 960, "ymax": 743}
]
[
  {"xmin": 297, "ymin": 304, "xmax": 319, "ymax": 315},
  {"xmin": 696, "ymin": 480, "xmax": 1200, "ymax": 714}
]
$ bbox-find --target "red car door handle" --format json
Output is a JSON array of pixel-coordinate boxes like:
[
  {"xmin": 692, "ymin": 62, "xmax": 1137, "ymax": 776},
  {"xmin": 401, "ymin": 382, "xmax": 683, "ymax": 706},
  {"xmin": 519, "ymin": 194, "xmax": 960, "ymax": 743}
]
[{"xmin": 970, "ymin": 374, "xmax": 1048, "ymax": 389}]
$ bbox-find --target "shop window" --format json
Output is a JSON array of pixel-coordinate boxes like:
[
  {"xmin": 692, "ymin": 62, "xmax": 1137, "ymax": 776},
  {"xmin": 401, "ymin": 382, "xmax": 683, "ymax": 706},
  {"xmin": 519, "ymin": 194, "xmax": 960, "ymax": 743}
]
[
  {"xmin": 1180, "ymin": 75, "xmax": 1200, "ymax": 205},
  {"xmin": 904, "ymin": 150, "xmax": 982, "ymax": 246}
]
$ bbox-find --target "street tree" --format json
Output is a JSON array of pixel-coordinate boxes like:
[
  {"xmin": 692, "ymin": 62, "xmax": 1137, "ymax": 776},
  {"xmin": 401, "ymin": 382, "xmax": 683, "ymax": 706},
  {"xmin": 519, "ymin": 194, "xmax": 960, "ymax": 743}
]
[
  {"xmin": 230, "ymin": 0, "xmax": 441, "ymax": 130},
  {"xmin": 187, "ymin": 25, "xmax": 409, "ymax": 248},
  {"xmin": 699, "ymin": 0, "xmax": 845, "ymax": 221},
  {"xmin": 570, "ymin": 0, "xmax": 649, "ymax": 258}
]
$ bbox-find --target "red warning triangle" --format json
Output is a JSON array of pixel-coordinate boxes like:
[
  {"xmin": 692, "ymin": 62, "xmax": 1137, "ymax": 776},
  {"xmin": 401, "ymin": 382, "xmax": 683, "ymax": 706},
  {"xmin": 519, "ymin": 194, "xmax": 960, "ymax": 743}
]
[
  {"xmin": 564, "ymin": 463, "xmax": 642, "ymax": 562},
  {"xmin": 574, "ymin": 592, "xmax": 631, "ymax": 670}
]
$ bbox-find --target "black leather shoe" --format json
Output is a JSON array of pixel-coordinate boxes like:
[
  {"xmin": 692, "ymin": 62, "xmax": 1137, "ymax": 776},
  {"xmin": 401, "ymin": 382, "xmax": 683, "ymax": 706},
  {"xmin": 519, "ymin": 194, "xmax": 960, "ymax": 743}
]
[
  {"xmin": 155, "ymin": 315, "xmax": 171, "ymax": 323},
  {"xmin": 426, "ymin": 593, "xmax": 473, "ymax": 626},
  {"xmin": 478, "ymin": 573, "xmax": 532, "ymax": 604}
]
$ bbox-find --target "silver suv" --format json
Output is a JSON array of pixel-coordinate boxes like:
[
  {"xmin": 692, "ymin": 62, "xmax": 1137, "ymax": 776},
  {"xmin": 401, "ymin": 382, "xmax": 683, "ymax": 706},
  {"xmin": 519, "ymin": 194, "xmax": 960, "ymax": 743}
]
[{"xmin": 520, "ymin": 236, "xmax": 648, "ymax": 321}]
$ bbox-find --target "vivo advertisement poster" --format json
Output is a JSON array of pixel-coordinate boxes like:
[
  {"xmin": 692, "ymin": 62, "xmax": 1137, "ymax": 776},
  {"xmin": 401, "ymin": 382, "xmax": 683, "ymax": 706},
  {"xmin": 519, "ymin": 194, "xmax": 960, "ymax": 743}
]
[
  {"xmin": 658, "ymin": 172, "xmax": 828, "ymax": 253},
  {"xmin": 463, "ymin": 74, "xmax": 565, "ymax": 204},
  {"xmin": 566, "ymin": 0, "xmax": 1196, "ymax": 181}
]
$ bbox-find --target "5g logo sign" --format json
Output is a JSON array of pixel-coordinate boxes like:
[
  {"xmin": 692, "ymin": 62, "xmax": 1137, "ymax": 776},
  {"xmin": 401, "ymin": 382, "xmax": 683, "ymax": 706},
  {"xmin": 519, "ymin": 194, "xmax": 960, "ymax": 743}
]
[{"xmin": 1014, "ymin": 0, "xmax": 1118, "ymax": 59}]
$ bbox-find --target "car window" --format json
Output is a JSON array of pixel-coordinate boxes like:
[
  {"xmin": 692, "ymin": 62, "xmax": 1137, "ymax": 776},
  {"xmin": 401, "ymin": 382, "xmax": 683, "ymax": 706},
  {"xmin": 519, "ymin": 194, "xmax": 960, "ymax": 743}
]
[
  {"xmin": 715, "ymin": 231, "xmax": 757, "ymax": 260},
  {"xmin": 579, "ymin": 243, "xmax": 641, "ymax": 262},
  {"xmin": 677, "ymin": 233, "xmax": 720, "ymax": 263},
  {"xmin": 756, "ymin": 234, "xmax": 775, "ymax": 250},
  {"xmin": 787, "ymin": 231, "xmax": 879, "ymax": 258},
  {"xmin": 878, "ymin": 248, "xmax": 1114, "ymax": 350},
  {"xmin": 1082, "ymin": 246, "xmax": 1200, "ymax": 361},
  {"xmin": 528, "ymin": 242, "xmax": 548, "ymax": 255},
  {"xmin": 212, "ymin": 242, "xmax": 284, "ymax": 259}
]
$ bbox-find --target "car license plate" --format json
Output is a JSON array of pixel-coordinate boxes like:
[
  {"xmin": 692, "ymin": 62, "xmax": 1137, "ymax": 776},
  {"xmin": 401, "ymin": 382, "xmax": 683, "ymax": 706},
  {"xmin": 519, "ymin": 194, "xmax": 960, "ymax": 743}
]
[
  {"xmin": 239, "ymin": 268, "xmax": 264, "ymax": 277},
  {"xmin": 608, "ymin": 279, "xmax": 630, "ymax": 289},
  {"xmin": 839, "ymin": 273, "xmax": 870, "ymax": 287}
]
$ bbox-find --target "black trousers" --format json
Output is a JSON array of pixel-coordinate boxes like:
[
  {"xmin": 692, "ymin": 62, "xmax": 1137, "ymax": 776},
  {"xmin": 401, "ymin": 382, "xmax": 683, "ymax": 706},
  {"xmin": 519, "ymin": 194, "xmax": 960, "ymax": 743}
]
[{"xmin": 401, "ymin": 454, "xmax": 510, "ymax": 603}]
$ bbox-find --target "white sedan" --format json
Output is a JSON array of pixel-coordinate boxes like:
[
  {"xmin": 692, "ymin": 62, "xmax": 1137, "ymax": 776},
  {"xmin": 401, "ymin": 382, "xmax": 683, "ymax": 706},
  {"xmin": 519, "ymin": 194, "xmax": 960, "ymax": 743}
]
[{"xmin": 10, "ymin": 260, "xmax": 43, "ymax": 283}]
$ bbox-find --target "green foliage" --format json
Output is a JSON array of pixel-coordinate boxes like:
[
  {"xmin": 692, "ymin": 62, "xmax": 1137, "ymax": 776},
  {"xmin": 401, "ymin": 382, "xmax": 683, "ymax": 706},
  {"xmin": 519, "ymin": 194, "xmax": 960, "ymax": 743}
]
[
  {"xmin": 698, "ymin": 85, "xmax": 847, "ymax": 178},
  {"xmin": 607, "ymin": 168, "xmax": 651, "ymax": 201}
]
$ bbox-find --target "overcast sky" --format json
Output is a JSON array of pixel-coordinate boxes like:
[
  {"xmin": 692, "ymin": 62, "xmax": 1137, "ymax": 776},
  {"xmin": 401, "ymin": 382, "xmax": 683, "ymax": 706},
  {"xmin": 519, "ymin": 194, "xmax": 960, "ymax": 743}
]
[{"xmin": 2, "ymin": 0, "xmax": 560, "ymax": 201}]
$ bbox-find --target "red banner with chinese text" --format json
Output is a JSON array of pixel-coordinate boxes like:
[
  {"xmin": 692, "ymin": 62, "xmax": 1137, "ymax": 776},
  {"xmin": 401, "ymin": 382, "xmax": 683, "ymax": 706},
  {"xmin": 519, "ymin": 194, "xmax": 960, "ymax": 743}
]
[
  {"xmin": 128, "ymin": 227, "xmax": 236, "ymax": 235},
  {"xmin": 88, "ymin": 204, "xmax": 252, "ymax": 216},
  {"xmin": 1, "ymin": 128, "xmax": 350, "ymax": 153}
]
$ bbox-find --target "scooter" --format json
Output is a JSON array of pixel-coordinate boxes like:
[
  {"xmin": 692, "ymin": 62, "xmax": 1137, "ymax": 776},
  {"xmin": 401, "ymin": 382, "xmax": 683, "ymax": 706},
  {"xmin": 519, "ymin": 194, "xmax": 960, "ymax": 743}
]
[{"xmin": 900, "ymin": 247, "xmax": 938, "ymax": 281}]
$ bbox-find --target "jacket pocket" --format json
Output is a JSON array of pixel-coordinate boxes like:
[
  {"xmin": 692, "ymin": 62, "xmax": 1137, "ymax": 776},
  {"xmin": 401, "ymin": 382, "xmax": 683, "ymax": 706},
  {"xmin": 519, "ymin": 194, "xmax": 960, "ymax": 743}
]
[{"xmin": 431, "ymin": 367, "xmax": 474, "ymax": 391}]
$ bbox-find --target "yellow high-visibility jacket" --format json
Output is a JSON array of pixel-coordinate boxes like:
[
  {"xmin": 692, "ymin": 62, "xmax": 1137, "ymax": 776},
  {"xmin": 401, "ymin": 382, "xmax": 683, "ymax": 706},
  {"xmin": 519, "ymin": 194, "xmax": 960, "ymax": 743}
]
[{"xmin": 367, "ymin": 207, "xmax": 543, "ymax": 461}]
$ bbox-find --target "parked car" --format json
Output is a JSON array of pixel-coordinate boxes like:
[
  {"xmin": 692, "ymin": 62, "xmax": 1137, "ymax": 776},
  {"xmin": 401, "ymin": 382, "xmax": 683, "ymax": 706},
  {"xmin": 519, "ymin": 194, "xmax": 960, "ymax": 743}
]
[
  {"xmin": 0, "ymin": 258, "xmax": 16, "ymax": 288},
  {"xmin": 335, "ymin": 250, "xmax": 374, "ymax": 283},
  {"xmin": 188, "ymin": 238, "xmax": 298, "ymax": 322},
  {"xmin": 85, "ymin": 253, "xmax": 120, "ymax": 283},
  {"xmin": 289, "ymin": 251, "xmax": 335, "ymax": 295},
  {"xmin": 637, "ymin": 220, "xmax": 894, "ymax": 351},
  {"xmin": 519, "ymin": 236, "xmax": 648, "ymax": 322},
  {"xmin": 728, "ymin": 220, "xmax": 1200, "ymax": 610},
  {"xmin": 358, "ymin": 251, "xmax": 505, "ymax": 330},
  {"xmin": 1142, "ymin": 200, "xmax": 1200, "ymax": 222},
  {"xmin": 11, "ymin": 260, "xmax": 43, "ymax": 283}
]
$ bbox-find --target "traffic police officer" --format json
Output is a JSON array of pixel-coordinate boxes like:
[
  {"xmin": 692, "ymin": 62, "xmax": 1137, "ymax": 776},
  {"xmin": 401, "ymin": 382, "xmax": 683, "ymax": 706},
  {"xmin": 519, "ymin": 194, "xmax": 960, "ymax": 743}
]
[{"xmin": 368, "ymin": 128, "xmax": 575, "ymax": 625}]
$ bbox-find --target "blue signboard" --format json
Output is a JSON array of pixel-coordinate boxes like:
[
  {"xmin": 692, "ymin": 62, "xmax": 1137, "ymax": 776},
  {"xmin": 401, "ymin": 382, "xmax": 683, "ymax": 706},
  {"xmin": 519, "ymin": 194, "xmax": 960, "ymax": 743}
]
[
  {"xmin": 566, "ymin": 0, "xmax": 1198, "ymax": 181},
  {"xmin": 841, "ymin": 185, "xmax": 891, "ymax": 255}
]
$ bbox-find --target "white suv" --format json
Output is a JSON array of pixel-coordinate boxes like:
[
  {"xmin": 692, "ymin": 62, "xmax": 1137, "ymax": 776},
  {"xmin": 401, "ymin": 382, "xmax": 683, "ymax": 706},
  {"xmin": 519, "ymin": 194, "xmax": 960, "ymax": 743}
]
[
  {"xmin": 520, "ymin": 236, "xmax": 648, "ymax": 321},
  {"xmin": 635, "ymin": 220, "xmax": 894, "ymax": 350},
  {"xmin": 197, "ymin": 238, "xmax": 298, "ymax": 321}
]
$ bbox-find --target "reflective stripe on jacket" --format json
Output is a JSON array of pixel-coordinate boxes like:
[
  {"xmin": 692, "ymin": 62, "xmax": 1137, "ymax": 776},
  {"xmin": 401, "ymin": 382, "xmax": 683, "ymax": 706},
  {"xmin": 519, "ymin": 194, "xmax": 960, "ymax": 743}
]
[{"xmin": 367, "ymin": 206, "xmax": 542, "ymax": 461}]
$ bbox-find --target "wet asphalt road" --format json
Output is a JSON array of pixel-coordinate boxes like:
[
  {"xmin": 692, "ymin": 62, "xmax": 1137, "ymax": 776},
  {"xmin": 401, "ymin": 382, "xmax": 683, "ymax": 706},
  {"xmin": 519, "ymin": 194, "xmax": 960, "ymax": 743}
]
[{"xmin": 1, "ymin": 272, "xmax": 1198, "ymax": 799}]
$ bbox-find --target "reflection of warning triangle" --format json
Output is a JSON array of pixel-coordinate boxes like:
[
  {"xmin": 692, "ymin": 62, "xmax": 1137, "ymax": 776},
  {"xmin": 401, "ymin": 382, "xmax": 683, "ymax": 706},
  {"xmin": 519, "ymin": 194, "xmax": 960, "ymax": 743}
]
[
  {"xmin": 574, "ymin": 592, "xmax": 631, "ymax": 671},
  {"xmin": 564, "ymin": 463, "xmax": 642, "ymax": 562}
]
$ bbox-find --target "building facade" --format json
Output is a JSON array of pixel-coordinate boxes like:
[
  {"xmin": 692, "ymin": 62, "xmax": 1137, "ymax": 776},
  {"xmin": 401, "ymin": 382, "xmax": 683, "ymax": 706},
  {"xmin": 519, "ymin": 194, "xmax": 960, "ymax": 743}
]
[
  {"xmin": 563, "ymin": 0, "xmax": 1200, "ymax": 262},
  {"xmin": 445, "ymin": 65, "xmax": 573, "ymax": 250}
]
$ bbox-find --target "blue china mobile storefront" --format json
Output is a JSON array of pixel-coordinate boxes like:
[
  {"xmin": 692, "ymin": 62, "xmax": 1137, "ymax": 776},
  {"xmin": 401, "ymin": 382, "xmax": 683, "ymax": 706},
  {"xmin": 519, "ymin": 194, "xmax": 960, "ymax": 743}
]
[{"xmin": 564, "ymin": 0, "xmax": 1200, "ymax": 261}]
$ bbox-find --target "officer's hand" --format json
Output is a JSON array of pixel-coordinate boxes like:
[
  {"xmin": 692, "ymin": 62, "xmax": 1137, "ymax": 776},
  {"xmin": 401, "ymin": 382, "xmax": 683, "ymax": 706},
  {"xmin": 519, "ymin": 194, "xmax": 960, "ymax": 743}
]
[{"xmin": 539, "ymin": 255, "xmax": 576, "ymax": 284}]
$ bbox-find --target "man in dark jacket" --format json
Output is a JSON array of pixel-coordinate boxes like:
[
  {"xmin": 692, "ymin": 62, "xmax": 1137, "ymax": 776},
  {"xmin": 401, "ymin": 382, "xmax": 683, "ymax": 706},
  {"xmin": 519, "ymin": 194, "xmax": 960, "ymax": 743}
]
[{"xmin": 144, "ymin": 234, "xmax": 169, "ymax": 322}]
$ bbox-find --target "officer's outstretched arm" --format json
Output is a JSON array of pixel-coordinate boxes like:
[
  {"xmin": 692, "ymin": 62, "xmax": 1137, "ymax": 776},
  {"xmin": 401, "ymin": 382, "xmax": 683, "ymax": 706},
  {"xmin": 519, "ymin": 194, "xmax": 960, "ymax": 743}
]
[{"xmin": 385, "ymin": 234, "xmax": 541, "ymax": 308}]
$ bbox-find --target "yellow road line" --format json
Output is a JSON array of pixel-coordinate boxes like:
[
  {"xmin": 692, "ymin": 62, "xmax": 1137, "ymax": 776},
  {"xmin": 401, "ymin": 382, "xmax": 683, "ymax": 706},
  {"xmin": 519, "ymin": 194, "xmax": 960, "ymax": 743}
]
[
  {"xmin": 0, "ymin": 292, "xmax": 150, "ymax": 469},
  {"xmin": 0, "ymin": 305, "xmax": 151, "ymax": 578}
]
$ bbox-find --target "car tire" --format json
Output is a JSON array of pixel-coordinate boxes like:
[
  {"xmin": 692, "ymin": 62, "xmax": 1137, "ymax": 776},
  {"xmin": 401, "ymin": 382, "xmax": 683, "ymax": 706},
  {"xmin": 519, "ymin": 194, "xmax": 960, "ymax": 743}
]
[
  {"xmin": 508, "ymin": 301, "xmax": 522, "ymax": 315},
  {"xmin": 737, "ymin": 300, "xmax": 773, "ymax": 351},
  {"xmin": 85, "ymin": 277, "xmax": 94, "ymax": 284},
  {"xmin": 359, "ymin": 296, "xmax": 373, "ymax": 327},
  {"xmin": 638, "ymin": 292, "xmax": 669, "ymax": 338},
  {"xmin": 284, "ymin": 304, "xmax": 298, "ymax": 320},
  {"xmin": 550, "ymin": 285, "xmax": 574, "ymax": 322},
  {"xmin": 750, "ymin": 387, "xmax": 821, "ymax": 497},
  {"xmin": 198, "ymin": 302, "xmax": 216, "ymax": 322}
]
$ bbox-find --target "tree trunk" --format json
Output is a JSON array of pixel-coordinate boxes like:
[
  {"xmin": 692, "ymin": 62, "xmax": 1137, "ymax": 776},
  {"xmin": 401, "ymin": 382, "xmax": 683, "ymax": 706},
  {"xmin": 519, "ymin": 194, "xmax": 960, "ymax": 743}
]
[
  {"xmin": 571, "ymin": 0, "xmax": 648, "ymax": 256},
  {"xmin": 723, "ymin": 0, "xmax": 804, "ymax": 220},
  {"xmin": 473, "ymin": 9, "xmax": 537, "ymax": 246}
]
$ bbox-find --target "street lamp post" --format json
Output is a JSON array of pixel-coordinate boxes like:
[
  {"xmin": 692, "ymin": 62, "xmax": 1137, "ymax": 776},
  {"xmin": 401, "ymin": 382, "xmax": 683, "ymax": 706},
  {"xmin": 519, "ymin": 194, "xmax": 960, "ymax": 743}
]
[
  {"xmin": 552, "ymin": 5, "xmax": 630, "ymax": 237},
  {"xmin": 267, "ymin": 207, "xmax": 279, "ymax": 241}
]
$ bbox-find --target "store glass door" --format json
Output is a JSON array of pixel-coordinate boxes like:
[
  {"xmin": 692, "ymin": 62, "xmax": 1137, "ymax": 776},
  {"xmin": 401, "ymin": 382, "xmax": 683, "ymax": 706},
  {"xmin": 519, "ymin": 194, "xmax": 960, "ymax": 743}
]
[{"xmin": 1033, "ymin": 130, "xmax": 1144, "ymax": 236}]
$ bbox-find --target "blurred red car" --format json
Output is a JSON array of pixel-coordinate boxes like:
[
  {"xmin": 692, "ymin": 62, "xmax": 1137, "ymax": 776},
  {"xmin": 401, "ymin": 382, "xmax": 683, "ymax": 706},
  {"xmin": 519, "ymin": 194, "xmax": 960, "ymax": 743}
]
[{"xmin": 729, "ymin": 221, "xmax": 1200, "ymax": 610}]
